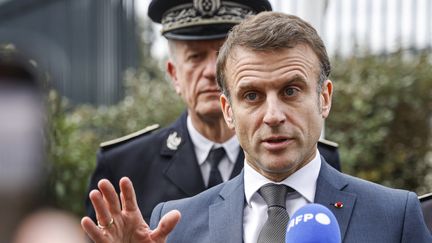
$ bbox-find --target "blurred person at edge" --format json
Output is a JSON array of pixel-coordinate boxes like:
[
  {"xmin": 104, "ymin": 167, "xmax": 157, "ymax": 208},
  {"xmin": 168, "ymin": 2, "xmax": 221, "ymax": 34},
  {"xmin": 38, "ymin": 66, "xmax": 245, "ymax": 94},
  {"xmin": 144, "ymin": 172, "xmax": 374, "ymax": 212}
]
[
  {"xmin": 0, "ymin": 45, "xmax": 46, "ymax": 243},
  {"xmin": 0, "ymin": 45, "xmax": 87, "ymax": 243},
  {"xmin": 86, "ymin": 0, "xmax": 341, "ymax": 225}
]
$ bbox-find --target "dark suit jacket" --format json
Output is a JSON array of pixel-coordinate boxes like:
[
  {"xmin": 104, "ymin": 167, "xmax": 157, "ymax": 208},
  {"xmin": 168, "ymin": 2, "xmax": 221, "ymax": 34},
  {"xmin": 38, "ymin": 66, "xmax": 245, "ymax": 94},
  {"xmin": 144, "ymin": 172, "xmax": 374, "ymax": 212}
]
[
  {"xmin": 419, "ymin": 192, "xmax": 432, "ymax": 233},
  {"xmin": 150, "ymin": 160, "xmax": 432, "ymax": 243},
  {"xmin": 86, "ymin": 112, "xmax": 341, "ymax": 223}
]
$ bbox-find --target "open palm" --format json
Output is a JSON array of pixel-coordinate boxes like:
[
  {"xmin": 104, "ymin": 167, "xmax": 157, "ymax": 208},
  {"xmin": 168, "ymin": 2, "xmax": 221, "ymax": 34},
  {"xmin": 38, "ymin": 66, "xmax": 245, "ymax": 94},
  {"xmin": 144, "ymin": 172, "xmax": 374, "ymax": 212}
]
[{"xmin": 81, "ymin": 177, "xmax": 181, "ymax": 243}]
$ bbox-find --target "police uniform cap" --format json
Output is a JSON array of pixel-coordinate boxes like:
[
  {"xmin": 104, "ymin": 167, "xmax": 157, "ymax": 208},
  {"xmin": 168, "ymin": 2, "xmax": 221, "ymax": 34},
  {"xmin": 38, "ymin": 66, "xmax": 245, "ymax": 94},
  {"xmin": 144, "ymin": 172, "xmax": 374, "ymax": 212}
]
[{"xmin": 148, "ymin": 0, "xmax": 272, "ymax": 40}]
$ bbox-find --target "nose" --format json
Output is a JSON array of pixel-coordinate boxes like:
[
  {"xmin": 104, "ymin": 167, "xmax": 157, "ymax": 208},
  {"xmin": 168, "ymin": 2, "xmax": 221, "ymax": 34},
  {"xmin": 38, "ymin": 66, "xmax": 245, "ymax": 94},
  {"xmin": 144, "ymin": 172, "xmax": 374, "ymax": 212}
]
[
  {"xmin": 203, "ymin": 54, "xmax": 217, "ymax": 80},
  {"xmin": 263, "ymin": 96, "xmax": 286, "ymax": 127}
]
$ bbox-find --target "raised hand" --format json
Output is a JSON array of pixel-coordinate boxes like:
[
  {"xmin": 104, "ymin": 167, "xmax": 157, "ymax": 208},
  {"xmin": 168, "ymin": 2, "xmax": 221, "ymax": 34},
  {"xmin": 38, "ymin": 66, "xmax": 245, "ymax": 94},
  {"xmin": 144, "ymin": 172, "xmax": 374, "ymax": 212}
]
[{"xmin": 81, "ymin": 177, "xmax": 181, "ymax": 243}]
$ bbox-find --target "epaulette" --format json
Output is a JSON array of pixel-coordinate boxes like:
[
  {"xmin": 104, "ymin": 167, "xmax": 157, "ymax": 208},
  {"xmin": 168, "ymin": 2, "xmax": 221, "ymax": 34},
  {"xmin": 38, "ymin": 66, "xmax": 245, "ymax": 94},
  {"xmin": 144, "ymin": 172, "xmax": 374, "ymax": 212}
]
[
  {"xmin": 100, "ymin": 124, "xmax": 160, "ymax": 149},
  {"xmin": 419, "ymin": 192, "xmax": 432, "ymax": 202},
  {"xmin": 318, "ymin": 138, "xmax": 339, "ymax": 148}
]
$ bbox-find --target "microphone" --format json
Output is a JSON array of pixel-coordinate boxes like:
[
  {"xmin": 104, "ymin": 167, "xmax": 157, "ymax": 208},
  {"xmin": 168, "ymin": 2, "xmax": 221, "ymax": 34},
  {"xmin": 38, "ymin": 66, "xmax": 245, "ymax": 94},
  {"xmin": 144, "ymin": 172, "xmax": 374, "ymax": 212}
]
[{"xmin": 285, "ymin": 203, "xmax": 341, "ymax": 243}]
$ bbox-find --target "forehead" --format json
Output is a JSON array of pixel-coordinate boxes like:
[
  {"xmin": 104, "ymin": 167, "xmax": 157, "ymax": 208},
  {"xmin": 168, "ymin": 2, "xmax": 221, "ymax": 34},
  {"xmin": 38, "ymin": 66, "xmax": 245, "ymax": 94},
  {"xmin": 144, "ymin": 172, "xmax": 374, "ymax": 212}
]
[
  {"xmin": 172, "ymin": 38, "xmax": 225, "ymax": 53},
  {"xmin": 225, "ymin": 44, "xmax": 320, "ymax": 85}
]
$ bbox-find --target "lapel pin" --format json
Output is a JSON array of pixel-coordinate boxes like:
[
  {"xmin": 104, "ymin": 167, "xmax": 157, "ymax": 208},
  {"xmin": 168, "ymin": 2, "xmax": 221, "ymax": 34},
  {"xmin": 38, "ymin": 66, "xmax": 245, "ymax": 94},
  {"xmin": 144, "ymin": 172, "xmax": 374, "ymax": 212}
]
[
  {"xmin": 333, "ymin": 201, "xmax": 344, "ymax": 208},
  {"xmin": 167, "ymin": 131, "xmax": 181, "ymax": 150}
]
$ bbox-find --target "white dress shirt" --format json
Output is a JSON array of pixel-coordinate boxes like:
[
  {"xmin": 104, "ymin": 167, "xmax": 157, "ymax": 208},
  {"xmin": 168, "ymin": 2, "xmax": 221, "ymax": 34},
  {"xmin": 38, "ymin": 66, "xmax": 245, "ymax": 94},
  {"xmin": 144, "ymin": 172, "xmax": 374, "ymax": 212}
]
[
  {"xmin": 243, "ymin": 150, "xmax": 322, "ymax": 243},
  {"xmin": 187, "ymin": 116, "xmax": 240, "ymax": 186}
]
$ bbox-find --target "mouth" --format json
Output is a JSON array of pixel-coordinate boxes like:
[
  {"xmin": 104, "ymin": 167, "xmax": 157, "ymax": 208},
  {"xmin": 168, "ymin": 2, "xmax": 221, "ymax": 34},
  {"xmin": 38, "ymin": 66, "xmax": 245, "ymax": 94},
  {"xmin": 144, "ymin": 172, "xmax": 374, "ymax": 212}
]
[
  {"xmin": 198, "ymin": 89, "xmax": 222, "ymax": 98},
  {"xmin": 262, "ymin": 136, "xmax": 292, "ymax": 151}
]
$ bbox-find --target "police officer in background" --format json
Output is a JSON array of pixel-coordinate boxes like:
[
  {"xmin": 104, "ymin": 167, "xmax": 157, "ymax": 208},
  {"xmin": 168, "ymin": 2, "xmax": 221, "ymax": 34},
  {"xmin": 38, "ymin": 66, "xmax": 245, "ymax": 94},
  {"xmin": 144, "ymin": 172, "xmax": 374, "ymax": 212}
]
[{"xmin": 86, "ymin": 0, "xmax": 340, "ymax": 224}]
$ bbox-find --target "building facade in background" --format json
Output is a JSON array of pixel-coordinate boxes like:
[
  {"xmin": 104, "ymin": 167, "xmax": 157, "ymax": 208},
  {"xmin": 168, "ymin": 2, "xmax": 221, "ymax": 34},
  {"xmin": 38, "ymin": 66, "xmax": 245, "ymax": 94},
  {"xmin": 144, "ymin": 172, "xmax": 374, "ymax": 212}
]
[{"xmin": 0, "ymin": 0, "xmax": 138, "ymax": 105}]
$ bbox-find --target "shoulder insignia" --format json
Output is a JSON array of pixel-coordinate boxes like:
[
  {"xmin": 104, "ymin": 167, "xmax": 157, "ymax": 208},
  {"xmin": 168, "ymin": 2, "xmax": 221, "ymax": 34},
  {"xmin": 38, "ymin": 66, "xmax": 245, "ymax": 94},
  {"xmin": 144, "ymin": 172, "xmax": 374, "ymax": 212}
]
[
  {"xmin": 419, "ymin": 192, "xmax": 432, "ymax": 202},
  {"xmin": 100, "ymin": 124, "xmax": 160, "ymax": 148},
  {"xmin": 318, "ymin": 138, "xmax": 339, "ymax": 148}
]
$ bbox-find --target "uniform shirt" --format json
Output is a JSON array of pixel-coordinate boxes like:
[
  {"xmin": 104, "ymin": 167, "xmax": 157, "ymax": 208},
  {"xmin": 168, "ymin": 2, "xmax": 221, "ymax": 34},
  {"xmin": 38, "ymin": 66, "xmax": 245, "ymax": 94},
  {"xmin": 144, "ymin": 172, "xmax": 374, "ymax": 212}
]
[
  {"xmin": 243, "ymin": 150, "xmax": 321, "ymax": 243},
  {"xmin": 187, "ymin": 116, "xmax": 240, "ymax": 187}
]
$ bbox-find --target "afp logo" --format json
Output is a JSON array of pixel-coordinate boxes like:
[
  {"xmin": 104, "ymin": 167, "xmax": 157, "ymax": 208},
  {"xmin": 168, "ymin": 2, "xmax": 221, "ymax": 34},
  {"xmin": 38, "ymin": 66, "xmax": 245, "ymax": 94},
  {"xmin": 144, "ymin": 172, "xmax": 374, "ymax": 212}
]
[
  {"xmin": 287, "ymin": 212, "xmax": 331, "ymax": 232},
  {"xmin": 285, "ymin": 204, "xmax": 341, "ymax": 243}
]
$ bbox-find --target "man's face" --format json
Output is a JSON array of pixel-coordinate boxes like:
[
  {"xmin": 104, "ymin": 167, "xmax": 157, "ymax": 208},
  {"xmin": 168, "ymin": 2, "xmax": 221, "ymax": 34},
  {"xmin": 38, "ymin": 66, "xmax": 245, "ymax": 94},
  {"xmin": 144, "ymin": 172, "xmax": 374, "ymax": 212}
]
[
  {"xmin": 220, "ymin": 44, "xmax": 333, "ymax": 181},
  {"xmin": 167, "ymin": 39, "xmax": 225, "ymax": 120}
]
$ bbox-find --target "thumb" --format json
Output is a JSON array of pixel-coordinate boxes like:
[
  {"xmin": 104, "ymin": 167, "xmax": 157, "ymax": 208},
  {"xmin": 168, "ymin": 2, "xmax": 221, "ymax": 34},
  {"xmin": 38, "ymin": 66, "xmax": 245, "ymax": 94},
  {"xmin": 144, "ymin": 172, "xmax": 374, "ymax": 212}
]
[
  {"xmin": 132, "ymin": 226, "xmax": 153, "ymax": 242},
  {"xmin": 150, "ymin": 210, "xmax": 181, "ymax": 240}
]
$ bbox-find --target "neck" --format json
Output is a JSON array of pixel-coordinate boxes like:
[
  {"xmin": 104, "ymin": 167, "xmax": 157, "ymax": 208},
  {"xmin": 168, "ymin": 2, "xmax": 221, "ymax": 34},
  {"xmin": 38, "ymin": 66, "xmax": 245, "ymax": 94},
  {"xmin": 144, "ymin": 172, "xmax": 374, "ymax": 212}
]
[{"xmin": 189, "ymin": 111, "xmax": 235, "ymax": 143}]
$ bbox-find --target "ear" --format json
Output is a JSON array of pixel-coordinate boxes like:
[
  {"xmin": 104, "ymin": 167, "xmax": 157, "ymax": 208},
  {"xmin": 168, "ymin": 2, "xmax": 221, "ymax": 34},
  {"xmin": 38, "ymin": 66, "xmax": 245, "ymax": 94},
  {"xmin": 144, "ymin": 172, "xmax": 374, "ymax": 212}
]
[
  {"xmin": 167, "ymin": 60, "xmax": 181, "ymax": 94},
  {"xmin": 220, "ymin": 94, "xmax": 235, "ymax": 129},
  {"xmin": 320, "ymin": 79, "xmax": 333, "ymax": 118}
]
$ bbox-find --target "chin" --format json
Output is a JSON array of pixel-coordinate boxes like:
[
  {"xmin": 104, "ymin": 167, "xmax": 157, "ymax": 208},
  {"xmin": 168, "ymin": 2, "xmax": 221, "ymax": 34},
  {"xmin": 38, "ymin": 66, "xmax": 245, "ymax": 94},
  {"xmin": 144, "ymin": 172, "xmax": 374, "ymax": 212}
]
[
  {"xmin": 197, "ymin": 107, "xmax": 223, "ymax": 120},
  {"xmin": 262, "ymin": 160, "xmax": 293, "ymax": 172},
  {"xmin": 203, "ymin": 103, "xmax": 223, "ymax": 113},
  {"xmin": 265, "ymin": 155, "xmax": 302, "ymax": 171}
]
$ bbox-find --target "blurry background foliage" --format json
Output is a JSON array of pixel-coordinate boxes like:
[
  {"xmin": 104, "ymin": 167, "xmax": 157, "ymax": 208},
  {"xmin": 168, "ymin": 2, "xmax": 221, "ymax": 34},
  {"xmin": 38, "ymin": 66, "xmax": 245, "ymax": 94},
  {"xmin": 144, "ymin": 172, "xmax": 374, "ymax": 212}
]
[
  {"xmin": 327, "ymin": 52, "xmax": 432, "ymax": 194},
  {"xmin": 45, "ymin": 25, "xmax": 432, "ymax": 215}
]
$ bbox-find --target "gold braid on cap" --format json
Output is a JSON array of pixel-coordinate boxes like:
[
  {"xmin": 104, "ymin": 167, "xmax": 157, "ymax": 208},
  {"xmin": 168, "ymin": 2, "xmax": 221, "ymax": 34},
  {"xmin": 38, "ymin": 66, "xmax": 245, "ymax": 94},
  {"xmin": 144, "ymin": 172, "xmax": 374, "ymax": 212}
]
[{"xmin": 161, "ymin": 0, "xmax": 256, "ymax": 34}]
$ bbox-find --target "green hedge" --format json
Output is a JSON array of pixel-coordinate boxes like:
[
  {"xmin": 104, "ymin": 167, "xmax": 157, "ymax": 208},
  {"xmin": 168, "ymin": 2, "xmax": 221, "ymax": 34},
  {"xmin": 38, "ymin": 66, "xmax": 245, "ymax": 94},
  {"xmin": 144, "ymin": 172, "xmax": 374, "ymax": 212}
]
[
  {"xmin": 46, "ymin": 52, "xmax": 432, "ymax": 216},
  {"xmin": 327, "ymin": 52, "xmax": 432, "ymax": 194}
]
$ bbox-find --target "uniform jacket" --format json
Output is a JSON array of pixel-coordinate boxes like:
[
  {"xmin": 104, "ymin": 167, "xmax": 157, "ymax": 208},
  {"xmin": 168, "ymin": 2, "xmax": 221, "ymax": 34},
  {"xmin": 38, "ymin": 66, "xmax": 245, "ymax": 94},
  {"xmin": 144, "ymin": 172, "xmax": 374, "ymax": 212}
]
[
  {"xmin": 86, "ymin": 112, "xmax": 341, "ymax": 223},
  {"xmin": 150, "ymin": 159, "xmax": 432, "ymax": 243}
]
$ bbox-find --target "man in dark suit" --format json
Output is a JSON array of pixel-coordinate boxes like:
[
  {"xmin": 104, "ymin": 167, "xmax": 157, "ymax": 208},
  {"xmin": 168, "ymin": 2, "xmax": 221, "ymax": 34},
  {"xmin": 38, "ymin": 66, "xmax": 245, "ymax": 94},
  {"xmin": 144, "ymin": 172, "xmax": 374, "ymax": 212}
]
[
  {"xmin": 82, "ymin": 12, "xmax": 431, "ymax": 242},
  {"xmin": 86, "ymin": 0, "xmax": 341, "ymax": 224}
]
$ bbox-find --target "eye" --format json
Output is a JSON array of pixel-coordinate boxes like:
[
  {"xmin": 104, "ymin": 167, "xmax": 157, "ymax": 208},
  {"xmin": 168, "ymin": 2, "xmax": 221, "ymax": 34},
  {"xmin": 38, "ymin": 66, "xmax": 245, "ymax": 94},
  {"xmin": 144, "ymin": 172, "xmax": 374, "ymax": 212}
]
[
  {"xmin": 244, "ymin": 92, "xmax": 258, "ymax": 101},
  {"xmin": 190, "ymin": 54, "xmax": 199, "ymax": 59},
  {"xmin": 284, "ymin": 87, "xmax": 298, "ymax": 97},
  {"xmin": 187, "ymin": 52, "xmax": 203, "ymax": 62}
]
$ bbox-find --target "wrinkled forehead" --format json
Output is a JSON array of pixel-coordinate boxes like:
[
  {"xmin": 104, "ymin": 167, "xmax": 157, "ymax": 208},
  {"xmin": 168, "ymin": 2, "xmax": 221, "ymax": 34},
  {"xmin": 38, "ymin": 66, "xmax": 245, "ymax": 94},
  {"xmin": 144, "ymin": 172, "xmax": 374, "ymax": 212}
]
[{"xmin": 224, "ymin": 44, "xmax": 321, "ymax": 80}]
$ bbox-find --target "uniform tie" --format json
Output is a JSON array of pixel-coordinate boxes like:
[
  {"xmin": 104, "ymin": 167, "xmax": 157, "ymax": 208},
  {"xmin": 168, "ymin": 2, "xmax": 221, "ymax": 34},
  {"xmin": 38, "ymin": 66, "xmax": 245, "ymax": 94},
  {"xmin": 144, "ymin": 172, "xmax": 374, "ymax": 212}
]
[
  {"xmin": 206, "ymin": 147, "xmax": 226, "ymax": 188},
  {"xmin": 257, "ymin": 183, "xmax": 294, "ymax": 243}
]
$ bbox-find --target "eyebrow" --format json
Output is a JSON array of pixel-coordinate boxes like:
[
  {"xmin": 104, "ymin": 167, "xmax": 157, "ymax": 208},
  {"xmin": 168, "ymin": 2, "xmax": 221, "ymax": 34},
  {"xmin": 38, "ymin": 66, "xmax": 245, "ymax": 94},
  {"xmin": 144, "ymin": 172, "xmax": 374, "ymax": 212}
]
[
  {"xmin": 236, "ymin": 82, "xmax": 256, "ymax": 93},
  {"xmin": 236, "ymin": 74, "xmax": 307, "ymax": 89},
  {"xmin": 285, "ymin": 73, "xmax": 308, "ymax": 83}
]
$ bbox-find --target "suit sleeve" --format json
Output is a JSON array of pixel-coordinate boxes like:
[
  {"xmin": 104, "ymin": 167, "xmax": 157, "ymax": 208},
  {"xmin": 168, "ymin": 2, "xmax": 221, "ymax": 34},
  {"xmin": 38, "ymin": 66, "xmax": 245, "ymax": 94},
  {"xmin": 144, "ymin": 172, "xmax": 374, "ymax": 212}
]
[
  {"xmin": 401, "ymin": 192, "xmax": 432, "ymax": 242},
  {"xmin": 85, "ymin": 150, "xmax": 114, "ymax": 223},
  {"xmin": 150, "ymin": 202, "xmax": 165, "ymax": 229}
]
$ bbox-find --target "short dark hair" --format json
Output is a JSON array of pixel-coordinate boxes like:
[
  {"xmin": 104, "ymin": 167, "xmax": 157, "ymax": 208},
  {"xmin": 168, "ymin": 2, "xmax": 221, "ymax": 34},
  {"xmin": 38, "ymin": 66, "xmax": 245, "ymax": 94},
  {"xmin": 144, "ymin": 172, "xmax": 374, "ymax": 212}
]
[
  {"xmin": 0, "ymin": 46, "xmax": 42, "ymax": 90},
  {"xmin": 216, "ymin": 12, "xmax": 331, "ymax": 98}
]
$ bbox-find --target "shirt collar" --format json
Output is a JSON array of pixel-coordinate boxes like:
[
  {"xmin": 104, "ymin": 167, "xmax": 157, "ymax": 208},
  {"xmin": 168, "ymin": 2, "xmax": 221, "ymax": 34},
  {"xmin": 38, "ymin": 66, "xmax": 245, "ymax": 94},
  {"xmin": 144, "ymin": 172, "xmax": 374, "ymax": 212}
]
[
  {"xmin": 244, "ymin": 150, "xmax": 321, "ymax": 206},
  {"xmin": 187, "ymin": 115, "xmax": 239, "ymax": 165}
]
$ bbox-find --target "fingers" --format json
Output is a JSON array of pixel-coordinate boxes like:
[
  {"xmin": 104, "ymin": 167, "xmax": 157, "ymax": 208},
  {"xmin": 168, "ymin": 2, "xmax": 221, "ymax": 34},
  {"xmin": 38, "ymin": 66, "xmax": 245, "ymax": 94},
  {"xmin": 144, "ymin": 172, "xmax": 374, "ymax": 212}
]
[
  {"xmin": 85, "ymin": 177, "xmax": 147, "ymax": 243},
  {"xmin": 89, "ymin": 189, "xmax": 113, "ymax": 227},
  {"xmin": 81, "ymin": 217, "xmax": 106, "ymax": 243},
  {"xmin": 150, "ymin": 210, "xmax": 181, "ymax": 240},
  {"xmin": 98, "ymin": 179, "xmax": 122, "ymax": 217},
  {"xmin": 119, "ymin": 177, "xmax": 139, "ymax": 212}
]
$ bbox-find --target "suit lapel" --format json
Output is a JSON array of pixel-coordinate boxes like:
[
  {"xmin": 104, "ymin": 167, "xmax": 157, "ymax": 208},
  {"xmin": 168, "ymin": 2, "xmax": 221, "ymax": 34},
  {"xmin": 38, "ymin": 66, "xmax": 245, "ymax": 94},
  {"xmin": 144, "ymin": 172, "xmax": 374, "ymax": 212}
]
[
  {"xmin": 205, "ymin": 159, "xmax": 356, "ymax": 243},
  {"xmin": 315, "ymin": 159, "xmax": 357, "ymax": 241},
  {"xmin": 161, "ymin": 112, "xmax": 206, "ymax": 196},
  {"xmin": 230, "ymin": 149, "xmax": 244, "ymax": 179},
  {"xmin": 209, "ymin": 172, "xmax": 245, "ymax": 243}
]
